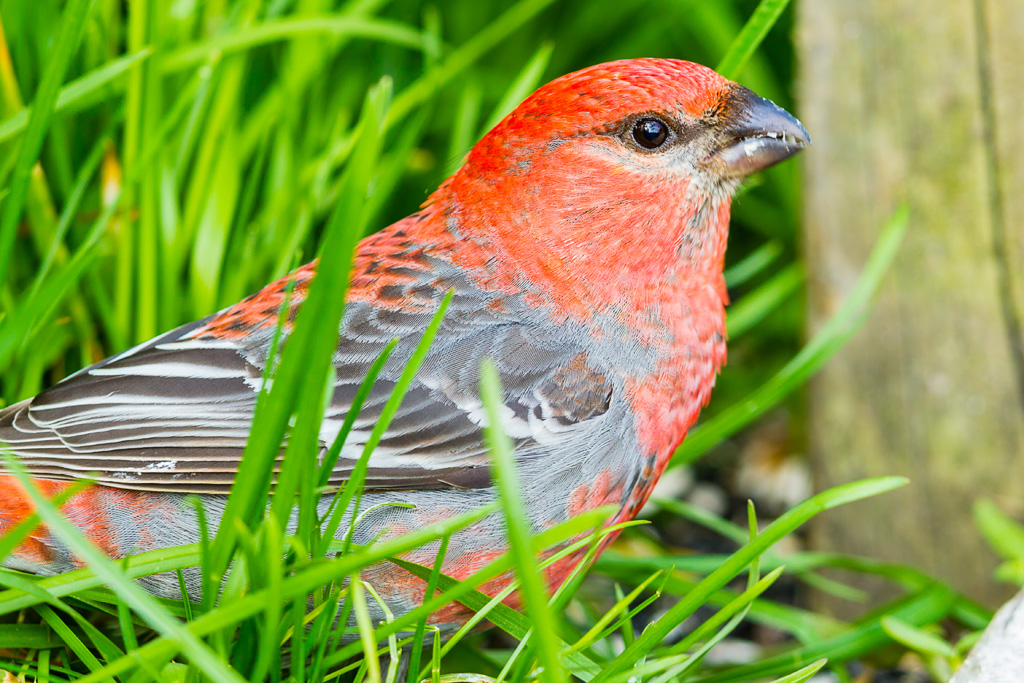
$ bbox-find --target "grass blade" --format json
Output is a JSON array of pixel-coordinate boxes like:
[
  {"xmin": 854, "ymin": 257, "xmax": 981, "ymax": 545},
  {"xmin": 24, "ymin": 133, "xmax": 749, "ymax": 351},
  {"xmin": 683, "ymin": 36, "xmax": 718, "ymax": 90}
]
[
  {"xmin": 589, "ymin": 477, "xmax": 907, "ymax": 683},
  {"xmin": 479, "ymin": 42, "xmax": 553, "ymax": 134},
  {"xmin": 0, "ymin": 0, "xmax": 92, "ymax": 291},
  {"xmin": 717, "ymin": 0, "xmax": 792, "ymax": 80},
  {"xmin": 479, "ymin": 360, "xmax": 565, "ymax": 683},
  {"xmin": 161, "ymin": 16, "xmax": 424, "ymax": 72},
  {"xmin": 726, "ymin": 264, "xmax": 803, "ymax": 338},
  {"xmin": 205, "ymin": 77, "xmax": 391, "ymax": 592},
  {"xmin": 0, "ymin": 49, "xmax": 152, "ymax": 145},
  {"xmin": 1, "ymin": 454, "xmax": 248, "ymax": 683}
]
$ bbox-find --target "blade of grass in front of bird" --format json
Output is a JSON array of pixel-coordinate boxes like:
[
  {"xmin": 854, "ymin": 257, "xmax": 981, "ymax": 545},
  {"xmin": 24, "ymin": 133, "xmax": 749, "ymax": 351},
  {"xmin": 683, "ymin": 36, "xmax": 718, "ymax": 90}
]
[
  {"xmin": 1, "ymin": 454, "xmax": 249, "ymax": 683},
  {"xmin": 364, "ymin": 582, "xmax": 403, "ymax": 683},
  {"xmin": 71, "ymin": 503, "xmax": 498, "ymax": 683},
  {"xmin": 530, "ymin": 521, "xmax": 652, "ymax": 670},
  {"xmin": 246, "ymin": 517, "xmax": 285, "ymax": 683},
  {"xmin": 395, "ymin": 516, "xmax": 631, "ymax": 681},
  {"xmin": 307, "ymin": 584, "xmax": 348, "ymax": 683},
  {"xmin": 0, "ymin": 571, "xmax": 126, "ymax": 673},
  {"xmin": 361, "ymin": 516, "xmax": 622, "ymax": 679},
  {"xmin": 672, "ymin": 205, "xmax": 909, "ymax": 468},
  {"xmin": 352, "ymin": 576, "xmax": 382, "ymax": 683},
  {"xmin": 175, "ymin": 571, "xmax": 193, "ymax": 620},
  {"xmin": 407, "ymin": 533, "xmax": 451, "ymax": 683},
  {"xmin": 716, "ymin": 0, "xmax": 792, "ymax": 81},
  {"xmin": 330, "ymin": 289, "xmax": 453, "ymax": 553},
  {"xmin": 479, "ymin": 359, "xmax": 566, "ymax": 683},
  {"xmin": 0, "ymin": 0, "xmax": 92, "ymax": 293},
  {"xmin": 0, "ymin": 479, "xmax": 90, "ymax": 561},
  {"xmin": 267, "ymin": 356, "xmax": 332, "ymax": 532},
  {"xmin": 317, "ymin": 338, "xmax": 398, "ymax": 491},
  {"xmin": 0, "ymin": 543, "xmax": 202, "ymax": 617},
  {"xmin": 206, "ymin": 77, "xmax": 390, "ymax": 595}
]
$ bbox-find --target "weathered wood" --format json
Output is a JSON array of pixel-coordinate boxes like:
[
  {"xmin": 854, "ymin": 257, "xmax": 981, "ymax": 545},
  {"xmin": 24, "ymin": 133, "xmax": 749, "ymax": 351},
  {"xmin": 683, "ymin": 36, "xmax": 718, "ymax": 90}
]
[{"xmin": 797, "ymin": 0, "xmax": 1024, "ymax": 607}]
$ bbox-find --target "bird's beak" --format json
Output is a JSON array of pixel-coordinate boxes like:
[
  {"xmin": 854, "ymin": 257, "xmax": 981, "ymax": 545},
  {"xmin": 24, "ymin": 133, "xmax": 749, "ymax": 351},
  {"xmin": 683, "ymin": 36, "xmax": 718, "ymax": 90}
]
[{"xmin": 710, "ymin": 85, "xmax": 810, "ymax": 178}]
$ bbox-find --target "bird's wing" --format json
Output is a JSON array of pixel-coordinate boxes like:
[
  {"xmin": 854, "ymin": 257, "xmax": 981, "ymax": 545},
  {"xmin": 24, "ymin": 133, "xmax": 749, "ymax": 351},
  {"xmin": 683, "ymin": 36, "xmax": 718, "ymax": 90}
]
[{"xmin": 0, "ymin": 258, "xmax": 614, "ymax": 494}]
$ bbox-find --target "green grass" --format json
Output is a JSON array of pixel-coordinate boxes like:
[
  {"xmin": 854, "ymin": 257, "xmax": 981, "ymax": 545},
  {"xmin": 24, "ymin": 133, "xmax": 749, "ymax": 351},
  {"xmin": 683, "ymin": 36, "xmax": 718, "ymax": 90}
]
[{"xmin": 0, "ymin": 0, "xmax": 993, "ymax": 682}]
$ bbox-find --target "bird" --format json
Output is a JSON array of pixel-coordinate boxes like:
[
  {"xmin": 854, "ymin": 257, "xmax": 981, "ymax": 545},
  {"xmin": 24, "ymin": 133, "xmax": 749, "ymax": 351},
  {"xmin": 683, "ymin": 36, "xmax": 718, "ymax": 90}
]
[{"xmin": 0, "ymin": 58, "xmax": 808, "ymax": 631}]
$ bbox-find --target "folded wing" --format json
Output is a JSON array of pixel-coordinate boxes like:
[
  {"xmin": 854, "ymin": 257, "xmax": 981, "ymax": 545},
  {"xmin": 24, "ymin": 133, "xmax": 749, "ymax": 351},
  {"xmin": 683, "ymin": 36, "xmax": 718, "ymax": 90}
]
[{"xmin": 0, "ymin": 262, "xmax": 614, "ymax": 494}]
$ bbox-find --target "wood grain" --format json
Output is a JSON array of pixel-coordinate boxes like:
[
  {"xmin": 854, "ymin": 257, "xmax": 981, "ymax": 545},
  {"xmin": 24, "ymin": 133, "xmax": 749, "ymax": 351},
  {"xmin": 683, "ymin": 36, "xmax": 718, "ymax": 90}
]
[{"xmin": 797, "ymin": 0, "xmax": 1024, "ymax": 607}]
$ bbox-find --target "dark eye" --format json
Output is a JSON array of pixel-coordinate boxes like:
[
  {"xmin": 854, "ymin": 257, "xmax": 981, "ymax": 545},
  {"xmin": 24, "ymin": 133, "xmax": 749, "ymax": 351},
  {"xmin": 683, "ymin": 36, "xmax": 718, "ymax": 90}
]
[{"xmin": 631, "ymin": 117, "xmax": 669, "ymax": 149}]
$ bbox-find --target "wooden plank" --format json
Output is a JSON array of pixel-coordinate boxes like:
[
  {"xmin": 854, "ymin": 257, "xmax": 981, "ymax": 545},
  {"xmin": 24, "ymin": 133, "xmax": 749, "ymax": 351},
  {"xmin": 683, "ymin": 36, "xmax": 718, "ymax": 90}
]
[{"xmin": 797, "ymin": 0, "xmax": 1024, "ymax": 607}]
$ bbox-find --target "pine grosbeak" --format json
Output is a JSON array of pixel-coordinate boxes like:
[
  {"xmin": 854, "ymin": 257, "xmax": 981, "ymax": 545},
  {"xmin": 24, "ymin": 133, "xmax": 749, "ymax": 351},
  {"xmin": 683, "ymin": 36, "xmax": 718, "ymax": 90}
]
[{"xmin": 0, "ymin": 58, "xmax": 808, "ymax": 628}]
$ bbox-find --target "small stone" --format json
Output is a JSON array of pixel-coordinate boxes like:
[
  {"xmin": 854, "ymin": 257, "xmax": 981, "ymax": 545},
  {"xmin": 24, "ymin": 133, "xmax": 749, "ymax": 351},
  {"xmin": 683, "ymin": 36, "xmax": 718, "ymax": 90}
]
[
  {"xmin": 687, "ymin": 482, "xmax": 728, "ymax": 517},
  {"xmin": 951, "ymin": 589, "xmax": 1024, "ymax": 682},
  {"xmin": 734, "ymin": 428, "xmax": 811, "ymax": 513},
  {"xmin": 702, "ymin": 638, "xmax": 762, "ymax": 666},
  {"xmin": 807, "ymin": 673, "xmax": 840, "ymax": 683},
  {"xmin": 639, "ymin": 466, "xmax": 694, "ymax": 517}
]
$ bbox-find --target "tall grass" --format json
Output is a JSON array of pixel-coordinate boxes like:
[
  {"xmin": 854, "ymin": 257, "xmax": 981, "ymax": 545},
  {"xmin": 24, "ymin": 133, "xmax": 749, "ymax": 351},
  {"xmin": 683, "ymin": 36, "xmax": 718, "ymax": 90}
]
[{"xmin": 0, "ymin": 0, "xmax": 991, "ymax": 682}]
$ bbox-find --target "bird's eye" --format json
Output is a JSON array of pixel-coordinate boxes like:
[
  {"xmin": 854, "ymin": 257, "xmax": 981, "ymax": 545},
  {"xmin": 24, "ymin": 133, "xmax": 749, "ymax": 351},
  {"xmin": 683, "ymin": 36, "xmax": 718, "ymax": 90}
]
[{"xmin": 631, "ymin": 118, "xmax": 669, "ymax": 149}]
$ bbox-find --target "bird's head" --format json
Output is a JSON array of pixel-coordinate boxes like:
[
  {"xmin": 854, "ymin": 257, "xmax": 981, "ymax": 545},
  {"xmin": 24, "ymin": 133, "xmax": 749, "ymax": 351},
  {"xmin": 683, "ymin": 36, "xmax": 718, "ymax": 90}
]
[{"xmin": 432, "ymin": 58, "xmax": 809, "ymax": 318}]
